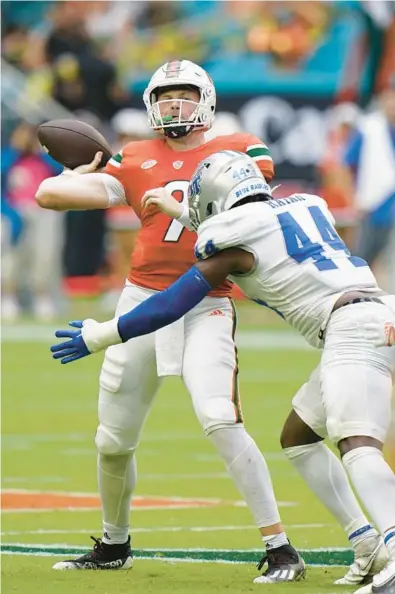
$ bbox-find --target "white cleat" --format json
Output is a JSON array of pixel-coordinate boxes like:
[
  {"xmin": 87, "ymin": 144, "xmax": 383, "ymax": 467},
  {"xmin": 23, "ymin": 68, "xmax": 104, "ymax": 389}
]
[
  {"xmin": 334, "ymin": 538, "xmax": 389, "ymax": 586},
  {"xmin": 354, "ymin": 560, "xmax": 395, "ymax": 594}
]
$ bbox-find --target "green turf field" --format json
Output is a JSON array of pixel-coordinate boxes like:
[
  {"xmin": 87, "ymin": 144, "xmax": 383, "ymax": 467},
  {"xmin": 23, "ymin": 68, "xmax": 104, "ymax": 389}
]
[{"xmin": 2, "ymin": 305, "xmax": 357, "ymax": 593}]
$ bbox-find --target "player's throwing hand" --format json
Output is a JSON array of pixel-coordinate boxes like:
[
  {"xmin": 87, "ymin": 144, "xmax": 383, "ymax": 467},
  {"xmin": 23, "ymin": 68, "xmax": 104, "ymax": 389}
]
[{"xmin": 62, "ymin": 152, "xmax": 104, "ymax": 177}]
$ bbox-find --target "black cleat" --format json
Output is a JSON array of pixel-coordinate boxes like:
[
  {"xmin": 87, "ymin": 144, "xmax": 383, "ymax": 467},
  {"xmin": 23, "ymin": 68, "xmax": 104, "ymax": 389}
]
[
  {"xmin": 254, "ymin": 543, "xmax": 306, "ymax": 583},
  {"xmin": 52, "ymin": 535, "xmax": 133, "ymax": 570}
]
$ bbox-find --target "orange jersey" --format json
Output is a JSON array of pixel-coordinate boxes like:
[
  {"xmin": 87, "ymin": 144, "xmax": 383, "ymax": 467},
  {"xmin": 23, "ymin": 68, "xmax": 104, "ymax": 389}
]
[{"xmin": 104, "ymin": 133, "xmax": 274, "ymax": 295}]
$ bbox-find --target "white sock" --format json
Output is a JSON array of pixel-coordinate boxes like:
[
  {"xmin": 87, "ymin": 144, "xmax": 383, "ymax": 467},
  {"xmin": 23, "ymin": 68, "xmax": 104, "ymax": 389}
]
[
  {"xmin": 209, "ymin": 426, "xmax": 281, "ymax": 528},
  {"xmin": 384, "ymin": 527, "xmax": 395, "ymax": 557},
  {"xmin": 263, "ymin": 532, "xmax": 289, "ymax": 551},
  {"xmin": 98, "ymin": 453, "xmax": 137, "ymax": 545},
  {"xmin": 347, "ymin": 518, "xmax": 380, "ymax": 557},
  {"xmin": 343, "ymin": 446, "xmax": 395, "ymax": 558},
  {"xmin": 284, "ymin": 443, "xmax": 377, "ymax": 552}
]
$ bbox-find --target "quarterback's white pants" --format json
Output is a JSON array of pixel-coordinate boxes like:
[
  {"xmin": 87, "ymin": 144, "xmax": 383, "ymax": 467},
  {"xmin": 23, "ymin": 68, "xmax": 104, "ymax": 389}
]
[
  {"xmin": 293, "ymin": 298, "xmax": 395, "ymax": 445},
  {"xmin": 96, "ymin": 283, "xmax": 242, "ymax": 455}
]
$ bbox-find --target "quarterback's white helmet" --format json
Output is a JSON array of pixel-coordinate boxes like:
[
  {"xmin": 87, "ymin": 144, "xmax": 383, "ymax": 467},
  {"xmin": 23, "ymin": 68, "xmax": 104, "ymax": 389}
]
[
  {"xmin": 143, "ymin": 60, "xmax": 216, "ymax": 139},
  {"xmin": 188, "ymin": 151, "xmax": 272, "ymax": 231}
]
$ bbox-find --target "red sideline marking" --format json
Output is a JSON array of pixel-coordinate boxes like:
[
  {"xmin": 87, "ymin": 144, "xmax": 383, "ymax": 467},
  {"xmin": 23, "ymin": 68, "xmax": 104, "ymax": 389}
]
[{"xmin": 1, "ymin": 490, "xmax": 227, "ymax": 511}]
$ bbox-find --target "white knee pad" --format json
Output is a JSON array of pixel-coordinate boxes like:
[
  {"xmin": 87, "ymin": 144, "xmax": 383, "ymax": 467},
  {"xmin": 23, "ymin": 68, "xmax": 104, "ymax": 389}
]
[
  {"xmin": 194, "ymin": 398, "xmax": 243, "ymax": 436},
  {"xmin": 95, "ymin": 424, "xmax": 137, "ymax": 456},
  {"xmin": 204, "ymin": 418, "xmax": 242, "ymax": 437}
]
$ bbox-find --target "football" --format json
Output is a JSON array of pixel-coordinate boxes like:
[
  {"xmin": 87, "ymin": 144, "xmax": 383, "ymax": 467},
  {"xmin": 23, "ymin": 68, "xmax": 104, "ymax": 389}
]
[{"xmin": 37, "ymin": 119, "xmax": 113, "ymax": 170}]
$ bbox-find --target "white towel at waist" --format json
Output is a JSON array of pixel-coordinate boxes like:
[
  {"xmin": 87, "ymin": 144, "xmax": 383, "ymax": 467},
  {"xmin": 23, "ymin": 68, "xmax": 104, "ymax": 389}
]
[{"xmin": 155, "ymin": 317, "xmax": 185, "ymax": 377}]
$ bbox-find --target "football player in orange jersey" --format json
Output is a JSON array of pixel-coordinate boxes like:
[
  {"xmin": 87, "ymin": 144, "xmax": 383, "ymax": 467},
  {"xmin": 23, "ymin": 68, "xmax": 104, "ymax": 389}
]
[{"xmin": 36, "ymin": 60, "xmax": 306, "ymax": 582}]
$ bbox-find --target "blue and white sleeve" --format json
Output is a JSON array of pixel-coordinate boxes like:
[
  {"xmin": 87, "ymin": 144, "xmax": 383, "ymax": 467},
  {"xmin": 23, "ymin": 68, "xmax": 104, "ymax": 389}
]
[{"xmin": 117, "ymin": 266, "xmax": 212, "ymax": 342}]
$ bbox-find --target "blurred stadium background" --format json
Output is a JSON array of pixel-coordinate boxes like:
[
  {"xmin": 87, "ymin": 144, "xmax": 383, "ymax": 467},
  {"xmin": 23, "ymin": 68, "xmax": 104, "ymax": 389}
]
[
  {"xmin": 1, "ymin": 2, "xmax": 395, "ymax": 591},
  {"xmin": 1, "ymin": 0, "xmax": 395, "ymax": 320}
]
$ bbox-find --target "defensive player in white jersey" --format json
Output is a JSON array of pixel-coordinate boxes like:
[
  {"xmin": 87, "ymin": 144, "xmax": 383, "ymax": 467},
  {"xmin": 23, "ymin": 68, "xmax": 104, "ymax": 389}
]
[{"xmin": 52, "ymin": 151, "xmax": 395, "ymax": 593}]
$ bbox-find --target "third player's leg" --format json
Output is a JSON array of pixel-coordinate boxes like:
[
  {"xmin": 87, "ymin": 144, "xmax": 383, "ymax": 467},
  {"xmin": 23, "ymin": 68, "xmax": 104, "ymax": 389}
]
[
  {"xmin": 321, "ymin": 302, "xmax": 395, "ymax": 571},
  {"xmin": 281, "ymin": 365, "xmax": 387, "ymax": 585}
]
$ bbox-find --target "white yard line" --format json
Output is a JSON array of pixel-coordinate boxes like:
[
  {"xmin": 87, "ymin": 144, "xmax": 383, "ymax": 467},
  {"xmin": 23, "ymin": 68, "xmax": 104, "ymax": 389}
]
[
  {"xmin": 3, "ymin": 476, "xmax": 67, "ymax": 484},
  {"xmin": 2, "ymin": 471, "xmax": 291, "ymax": 484},
  {"xmin": 1, "ymin": 505, "xmax": 244, "ymax": 514}
]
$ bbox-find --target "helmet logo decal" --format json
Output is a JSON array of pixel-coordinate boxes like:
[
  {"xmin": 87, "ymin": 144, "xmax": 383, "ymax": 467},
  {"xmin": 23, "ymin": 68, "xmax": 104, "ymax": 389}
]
[
  {"xmin": 188, "ymin": 162, "xmax": 205, "ymax": 201},
  {"xmin": 164, "ymin": 61, "xmax": 182, "ymax": 79}
]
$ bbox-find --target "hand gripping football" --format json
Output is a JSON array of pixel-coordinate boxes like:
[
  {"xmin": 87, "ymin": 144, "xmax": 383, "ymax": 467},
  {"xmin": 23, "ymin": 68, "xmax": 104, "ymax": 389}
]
[{"xmin": 37, "ymin": 119, "xmax": 112, "ymax": 169}]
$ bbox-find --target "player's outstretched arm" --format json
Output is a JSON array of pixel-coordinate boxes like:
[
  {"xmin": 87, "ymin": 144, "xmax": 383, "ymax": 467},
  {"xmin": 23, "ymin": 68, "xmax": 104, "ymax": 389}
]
[
  {"xmin": 51, "ymin": 248, "xmax": 252, "ymax": 364},
  {"xmin": 35, "ymin": 152, "xmax": 122, "ymax": 211}
]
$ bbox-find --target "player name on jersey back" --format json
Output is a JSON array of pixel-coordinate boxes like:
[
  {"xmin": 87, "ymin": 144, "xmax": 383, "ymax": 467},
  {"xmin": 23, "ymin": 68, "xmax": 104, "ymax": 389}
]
[{"xmin": 195, "ymin": 193, "xmax": 379, "ymax": 347}]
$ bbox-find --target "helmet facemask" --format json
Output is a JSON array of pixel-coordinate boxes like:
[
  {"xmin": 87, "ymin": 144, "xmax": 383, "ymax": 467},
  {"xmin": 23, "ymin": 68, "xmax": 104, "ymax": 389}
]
[
  {"xmin": 150, "ymin": 85, "xmax": 211, "ymax": 139},
  {"xmin": 143, "ymin": 61, "xmax": 216, "ymax": 139}
]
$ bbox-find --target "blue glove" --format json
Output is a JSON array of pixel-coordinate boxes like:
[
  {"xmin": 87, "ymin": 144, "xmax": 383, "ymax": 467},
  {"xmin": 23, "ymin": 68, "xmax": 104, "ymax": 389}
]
[{"xmin": 50, "ymin": 321, "xmax": 91, "ymax": 364}]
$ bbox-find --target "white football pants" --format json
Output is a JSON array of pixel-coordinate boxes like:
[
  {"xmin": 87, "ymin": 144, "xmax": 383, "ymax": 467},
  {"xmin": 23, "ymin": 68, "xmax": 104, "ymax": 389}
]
[
  {"xmin": 293, "ymin": 297, "xmax": 395, "ymax": 444},
  {"xmin": 95, "ymin": 282, "xmax": 242, "ymax": 455}
]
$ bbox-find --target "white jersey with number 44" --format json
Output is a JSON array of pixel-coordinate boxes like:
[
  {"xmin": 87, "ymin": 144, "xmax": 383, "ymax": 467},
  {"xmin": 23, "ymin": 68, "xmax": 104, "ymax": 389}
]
[{"xmin": 194, "ymin": 194, "xmax": 380, "ymax": 348}]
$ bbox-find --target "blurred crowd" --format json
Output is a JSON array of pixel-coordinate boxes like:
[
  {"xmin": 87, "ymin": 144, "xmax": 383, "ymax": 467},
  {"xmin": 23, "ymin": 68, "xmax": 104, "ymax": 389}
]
[
  {"xmin": 317, "ymin": 88, "xmax": 395, "ymax": 294},
  {"xmin": 1, "ymin": 0, "xmax": 395, "ymax": 321},
  {"xmin": 2, "ymin": 1, "xmax": 133, "ymax": 123},
  {"xmin": 1, "ymin": 1, "xmax": 334, "ymax": 83},
  {"xmin": 3, "ymin": 0, "xmax": 394, "ymax": 100}
]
